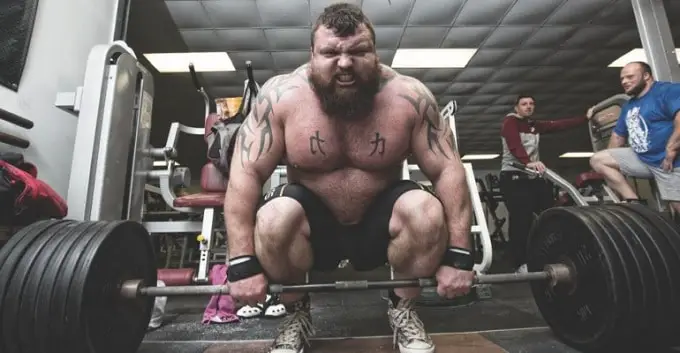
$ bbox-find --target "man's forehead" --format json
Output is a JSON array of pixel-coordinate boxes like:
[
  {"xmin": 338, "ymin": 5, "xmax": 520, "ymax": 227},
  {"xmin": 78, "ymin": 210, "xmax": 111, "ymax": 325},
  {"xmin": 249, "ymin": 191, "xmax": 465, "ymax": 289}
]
[{"xmin": 315, "ymin": 25, "xmax": 372, "ymax": 47}]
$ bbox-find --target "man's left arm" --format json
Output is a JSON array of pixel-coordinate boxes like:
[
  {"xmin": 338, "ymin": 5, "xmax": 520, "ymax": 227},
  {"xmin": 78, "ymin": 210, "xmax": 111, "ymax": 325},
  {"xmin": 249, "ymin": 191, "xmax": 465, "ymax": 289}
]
[
  {"xmin": 399, "ymin": 79, "xmax": 472, "ymax": 250},
  {"xmin": 663, "ymin": 84, "xmax": 680, "ymax": 153},
  {"xmin": 535, "ymin": 115, "xmax": 588, "ymax": 134}
]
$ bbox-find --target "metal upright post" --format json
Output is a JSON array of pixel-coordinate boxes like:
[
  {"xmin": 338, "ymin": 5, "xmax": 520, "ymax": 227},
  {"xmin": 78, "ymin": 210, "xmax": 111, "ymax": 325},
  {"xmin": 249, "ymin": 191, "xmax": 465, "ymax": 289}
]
[{"xmin": 631, "ymin": 0, "xmax": 680, "ymax": 82}]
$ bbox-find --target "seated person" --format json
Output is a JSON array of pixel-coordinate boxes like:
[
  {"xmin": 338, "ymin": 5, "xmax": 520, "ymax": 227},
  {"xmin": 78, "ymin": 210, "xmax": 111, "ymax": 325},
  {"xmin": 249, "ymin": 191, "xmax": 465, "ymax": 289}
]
[
  {"xmin": 223, "ymin": 4, "xmax": 473, "ymax": 353},
  {"xmin": 589, "ymin": 61, "xmax": 680, "ymax": 216}
]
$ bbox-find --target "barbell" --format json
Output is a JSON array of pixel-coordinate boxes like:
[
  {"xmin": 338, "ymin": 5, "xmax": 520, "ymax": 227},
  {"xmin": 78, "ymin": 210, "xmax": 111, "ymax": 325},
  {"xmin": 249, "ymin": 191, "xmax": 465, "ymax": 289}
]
[{"xmin": 0, "ymin": 204, "xmax": 678, "ymax": 353}]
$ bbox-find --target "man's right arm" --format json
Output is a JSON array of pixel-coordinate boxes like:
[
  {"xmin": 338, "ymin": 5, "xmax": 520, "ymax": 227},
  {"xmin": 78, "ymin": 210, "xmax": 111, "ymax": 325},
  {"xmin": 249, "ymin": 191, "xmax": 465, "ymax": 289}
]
[
  {"xmin": 608, "ymin": 109, "xmax": 628, "ymax": 149},
  {"xmin": 223, "ymin": 77, "xmax": 289, "ymax": 258}
]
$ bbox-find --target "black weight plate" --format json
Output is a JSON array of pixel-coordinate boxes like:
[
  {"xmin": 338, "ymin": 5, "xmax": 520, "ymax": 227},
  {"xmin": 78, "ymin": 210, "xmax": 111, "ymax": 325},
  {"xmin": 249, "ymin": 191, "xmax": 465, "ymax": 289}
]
[
  {"xmin": 49, "ymin": 221, "xmax": 119, "ymax": 351},
  {"xmin": 26, "ymin": 221, "xmax": 101, "ymax": 353},
  {"xmin": 526, "ymin": 206, "xmax": 627, "ymax": 352},
  {"xmin": 64, "ymin": 221, "xmax": 156, "ymax": 353},
  {"xmin": 0, "ymin": 220, "xmax": 68, "ymax": 353},
  {"xmin": 604, "ymin": 205, "xmax": 673, "ymax": 343},
  {"xmin": 614, "ymin": 204, "xmax": 680, "ymax": 345},
  {"xmin": 2, "ymin": 220, "xmax": 76, "ymax": 353},
  {"xmin": 582, "ymin": 207, "xmax": 642, "ymax": 340}
]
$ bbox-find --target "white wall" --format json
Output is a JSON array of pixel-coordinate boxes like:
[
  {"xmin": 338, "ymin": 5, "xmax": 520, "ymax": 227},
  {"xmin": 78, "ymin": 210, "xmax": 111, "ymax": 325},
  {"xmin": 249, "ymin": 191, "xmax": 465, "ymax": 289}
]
[{"xmin": 0, "ymin": 0, "xmax": 120, "ymax": 198}]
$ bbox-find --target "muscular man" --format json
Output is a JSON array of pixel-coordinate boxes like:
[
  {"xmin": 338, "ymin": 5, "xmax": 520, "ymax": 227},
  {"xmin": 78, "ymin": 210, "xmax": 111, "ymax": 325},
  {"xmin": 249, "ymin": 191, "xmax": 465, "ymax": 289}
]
[
  {"xmin": 590, "ymin": 61, "xmax": 680, "ymax": 215},
  {"xmin": 223, "ymin": 3, "xmax": 473, "ymax": 353},
  {"xmin": 499, "ymin": 95, "xmax": 587, "ymax": 273}
]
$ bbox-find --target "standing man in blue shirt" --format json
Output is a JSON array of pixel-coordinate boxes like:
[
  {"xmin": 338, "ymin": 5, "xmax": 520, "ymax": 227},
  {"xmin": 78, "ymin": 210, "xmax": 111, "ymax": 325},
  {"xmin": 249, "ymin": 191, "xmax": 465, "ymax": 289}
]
[{"xmin": 590, "ymin": 61, "xmax": 680, "ymax": 216}]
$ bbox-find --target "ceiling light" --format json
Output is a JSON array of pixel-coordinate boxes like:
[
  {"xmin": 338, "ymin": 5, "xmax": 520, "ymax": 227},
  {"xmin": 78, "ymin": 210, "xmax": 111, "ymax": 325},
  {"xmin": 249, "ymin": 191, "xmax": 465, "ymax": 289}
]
[
  {"xmin": 391, "ymin": 48, "xmax": 478, "ymax": 68},
  {"xmin": 608, "ymin": 48, "xmax": 680, "ymax": 67},
  {"xmin": 143, "ymin": 52, "xmax": 235, "ymax": 73},
  {"xmin": 461, "ymin": 154, "xmax": 499, "ymax": 160},
  {"xmin": 559, "ymin": 152, "xmax": 594, "ymax": 158}
]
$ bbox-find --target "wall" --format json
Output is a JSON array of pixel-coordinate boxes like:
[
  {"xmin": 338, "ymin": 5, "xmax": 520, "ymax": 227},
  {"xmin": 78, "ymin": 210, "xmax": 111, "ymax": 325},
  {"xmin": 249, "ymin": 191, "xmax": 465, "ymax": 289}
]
[{"xmin": 0, "ymin": 0, "xmax": 120, "ymax": 198}]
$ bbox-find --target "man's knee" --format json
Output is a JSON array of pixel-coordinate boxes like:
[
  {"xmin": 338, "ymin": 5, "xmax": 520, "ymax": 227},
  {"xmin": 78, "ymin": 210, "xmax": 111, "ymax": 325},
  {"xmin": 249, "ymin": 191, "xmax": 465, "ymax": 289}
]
[
  {"xmin": 390, "ymin": 190, "xmax": 447, "ymax": 248},
  {"xmin": 255, "ymin": 197, "xmax": 309, "ymax": 249},
  {"xmin": 590, "ymin": 150, "xmax": 618, "ymax": 171}
]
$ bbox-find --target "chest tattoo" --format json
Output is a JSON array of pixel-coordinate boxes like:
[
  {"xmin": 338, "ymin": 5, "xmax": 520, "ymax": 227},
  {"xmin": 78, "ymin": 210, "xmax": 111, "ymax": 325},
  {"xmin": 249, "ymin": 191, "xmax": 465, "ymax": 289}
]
[
  {"xmin": 309, "ymin": 130, "xmax": 327, "ymax": 156},
  {"xmin": 369, "ymin": 132, "xmax": 386, "ymax": 156}
]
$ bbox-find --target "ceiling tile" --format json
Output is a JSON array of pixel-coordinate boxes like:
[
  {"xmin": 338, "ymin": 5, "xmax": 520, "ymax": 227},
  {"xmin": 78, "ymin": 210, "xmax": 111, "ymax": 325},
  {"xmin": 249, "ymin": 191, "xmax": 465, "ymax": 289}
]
[
  {"xmin": 271, "ymin": 51, "xmax": 309, "ymax": 70},
  {"xmin": 501, "ymin": 0, "xmax": 564, "ymax": 25},
  {"xmin": 454, "ymin": 68, "xmax": 496, "ymax": 82},
  {"xmin": 523, "ymin": 26, "xmax": 577, "ymax": 48},
  {"xmin": 605, "ymin": 29, "xmax": 641, "ymax": 48},
  {"xmin": 482, "ymin": 27, "xmax": 535, "ymax": 48},
  {"xmin": 165, "ymin": 1, "xmax": 209, "ymax": 29},
  {"xmin": 466, "ymin": 49, "xmax": 513, "ymax": 67},
  {"xmin": 545, "ymin": 0, "xmax": 613, "ymax": 25},
  {"xmin": 398, "ymin": 27, "xmax": 448, "ymax": 48},
  {"xmin": 265, "ymin": 28, "xmax": 311, "ymax": 50},
  {"xmin": 467, "ymin": 94, "xmax": 499, "ymax": 105},
  {"xmin": 503, "ymin": 49, "xmax": 553, "ymax": 66},
  {"xmin": 202, "ymin": 1, "xmax": 261, "ymax": 28},
  {"xmin": 488, "ymin": 68, "xmax": 532, "ymax": 82},
  {"xmin": 215, "ymin": 29, "xmax": 268, "ymax": 51},
  {"xmin": 453, "ymin": 0, "xmax": 515, "ymax": 26},
  {"xmin": 374, "ymin": 26, "xmax": 404, "ymax": 49},
  {"xmin": 540, "ymin": 49, "xmax": 589, "ymax": 66},
  {"xmin": 524, "ymin": 67, "xmax": 566, "ymax": 81},
  {"xmin": 180, "ymin": 30, "xmax": 220, "ymax": 51},
  {"xmin": 362, "ymin": 0, "xmax": 414, "ymax": 26},
  {"xmin": 256, "ymin": 0, "xmax": 310, "ymax": 27},
  {"xmin": 562, "ymin": 26, "xmax": 627, "ymax": 48},
  {"xmin": 424, "ymin": 82, "xmax": 451, "ymax": 95},
  {"xmin": 590, "ymin": 0, "xmax": 635, "ymax": 25},
  {"xmin": 407, "ymin": 0, "xmax": 465, "ymax": 26},
  {"xmin": 442, "ymin": 27, "xmax": 494, "ymax": 48},
  {"xmin": 446, "ymin": 82, "xmax": 483, "ymax": 95},
  {"xmin": 422, "ymin": 69, "xmax": 461, "ymax": 82},
  {"xmin": 476, "ymin": 82, "xmax": 513, "ymax": 94}
]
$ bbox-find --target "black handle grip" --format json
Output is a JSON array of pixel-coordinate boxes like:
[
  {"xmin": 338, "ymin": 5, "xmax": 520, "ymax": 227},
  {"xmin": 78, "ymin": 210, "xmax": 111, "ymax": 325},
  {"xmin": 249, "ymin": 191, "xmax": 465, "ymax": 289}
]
[
  {"xmin": 188, "ymin": 63, "xmax": 201, "ymax": 91},
  {"xmin": 0, "ymin": 131, "xmax": 30, "ymax": 148},
  {"xmin": 0, "ymin": 108, "xmax": 33, "ymax": 129},
  {"xmin": 510, "ymin": 162, "xmax": 527, "ymax": 170}
]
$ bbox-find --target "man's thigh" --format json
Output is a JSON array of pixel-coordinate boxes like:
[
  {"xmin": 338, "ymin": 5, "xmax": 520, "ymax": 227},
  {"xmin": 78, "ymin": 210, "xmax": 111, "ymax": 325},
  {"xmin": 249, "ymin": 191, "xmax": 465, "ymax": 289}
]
[
  {"xmin": 349, "ymin": 180, "xmax": 438, "ymax": 271},
  {"xmin": 257, "ymin": 183, "xmax": 344, "ymax": 271},
  {"xmin": 649, "ymin": 168, "xmax": 680, "ymax": 202},
  {"xmin": 608, "ymin": 147, "xmax": 654, "ymax": 178}
]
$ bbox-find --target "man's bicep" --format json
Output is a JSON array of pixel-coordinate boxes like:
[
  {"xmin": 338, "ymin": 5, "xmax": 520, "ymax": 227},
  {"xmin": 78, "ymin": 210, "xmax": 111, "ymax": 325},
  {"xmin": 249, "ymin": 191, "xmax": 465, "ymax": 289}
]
[
  {"xmin": 663, "ymin": 83, "xmax": 680, "ymax": 119},
  {"xmin": 231, "ymin": 110, "xmax": 284, "ymax": 182}
]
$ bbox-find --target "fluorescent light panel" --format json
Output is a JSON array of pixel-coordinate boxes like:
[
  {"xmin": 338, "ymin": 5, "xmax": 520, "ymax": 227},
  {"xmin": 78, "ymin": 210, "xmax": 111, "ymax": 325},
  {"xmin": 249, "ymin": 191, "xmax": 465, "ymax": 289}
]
[
  {"xmin": 461, "ymin": 154, "xmax": 499, "ymax": 160},
  {"xmin": 609, "ymin": 48, "xmax": 680, "ymax": 67},
  {"xmin": 143, "ymin": 52, "xmax": 235, "ymax": 73},
  {"xmin": 391, "ymin": 48, "xmax": 478, "ymax": 68},
  {"xmin": 559, "ymin": 152, "xmax": 594, "ymax": 158}
]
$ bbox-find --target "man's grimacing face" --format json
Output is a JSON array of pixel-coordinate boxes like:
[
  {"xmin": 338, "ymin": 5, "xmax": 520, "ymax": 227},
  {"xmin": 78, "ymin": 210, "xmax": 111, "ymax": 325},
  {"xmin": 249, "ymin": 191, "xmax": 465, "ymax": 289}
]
[{"xmin": 309, "ymin": 24, "xmax": 381, "ymax": 119}]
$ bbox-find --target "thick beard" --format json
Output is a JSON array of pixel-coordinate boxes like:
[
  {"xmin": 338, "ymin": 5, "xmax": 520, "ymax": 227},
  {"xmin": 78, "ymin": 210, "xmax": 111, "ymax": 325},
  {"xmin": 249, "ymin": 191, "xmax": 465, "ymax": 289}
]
[
  {"xmin": 627, "ymin": 80, "xmax": 646, "ymax": 97},
  {"xmin": 310, "ymin": 63, "xmax": 381, "ymax": 120}
]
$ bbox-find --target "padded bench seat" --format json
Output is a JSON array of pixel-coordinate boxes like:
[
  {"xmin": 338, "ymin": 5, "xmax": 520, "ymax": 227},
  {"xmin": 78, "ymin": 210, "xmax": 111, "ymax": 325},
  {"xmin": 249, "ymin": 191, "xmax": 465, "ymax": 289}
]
[
  {"xmin": 575, "ymin": 171, "xmax": 604, "ymax": 188},
  {"xmin": 173, "ymin": 163, "xmax": 227, "ymax": 208},
  {"xmin": 174, "ymin": 192, "xmax": 224, "ymax": 207}
]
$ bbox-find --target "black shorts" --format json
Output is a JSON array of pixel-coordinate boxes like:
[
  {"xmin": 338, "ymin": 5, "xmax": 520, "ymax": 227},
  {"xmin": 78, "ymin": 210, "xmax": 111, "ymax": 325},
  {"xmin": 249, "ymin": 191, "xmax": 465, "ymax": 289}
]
[{"xmin": 257, "ymin": 180, "xmax": 437, "ymax": 272}]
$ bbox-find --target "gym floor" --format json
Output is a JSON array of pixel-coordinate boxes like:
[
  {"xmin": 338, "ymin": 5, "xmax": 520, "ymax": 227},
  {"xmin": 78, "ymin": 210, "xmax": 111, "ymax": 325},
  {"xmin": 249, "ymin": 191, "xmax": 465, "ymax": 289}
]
[{"xmin": 138, "ymin": 251, "xmax": 679, "ymax": 353}]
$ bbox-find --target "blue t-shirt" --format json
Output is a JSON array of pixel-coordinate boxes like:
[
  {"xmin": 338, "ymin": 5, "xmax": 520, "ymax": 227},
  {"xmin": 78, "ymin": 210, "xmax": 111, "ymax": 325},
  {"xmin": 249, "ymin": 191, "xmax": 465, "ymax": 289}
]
[{"xmin": 614, "ymin": 81, "xmax": 680, "ymax": 168}]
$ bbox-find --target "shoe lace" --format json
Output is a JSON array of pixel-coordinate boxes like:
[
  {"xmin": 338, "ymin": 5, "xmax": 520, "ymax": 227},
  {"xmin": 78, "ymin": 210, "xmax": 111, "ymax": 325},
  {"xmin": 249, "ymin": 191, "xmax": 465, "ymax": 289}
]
[
  {"xmin": 271, "ymin": 309, "xmax": 315, "ymax": 351},
  {"xmin": 390, "ymin": 300, "xmax": 429, "ymax": 348}
]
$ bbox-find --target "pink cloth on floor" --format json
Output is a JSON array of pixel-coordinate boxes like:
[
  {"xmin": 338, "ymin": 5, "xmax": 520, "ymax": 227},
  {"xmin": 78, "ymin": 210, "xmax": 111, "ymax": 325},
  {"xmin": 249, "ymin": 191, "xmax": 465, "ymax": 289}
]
[{"xmin": 202, "ymin": 264, "xmax": 239, "ymax": 324}]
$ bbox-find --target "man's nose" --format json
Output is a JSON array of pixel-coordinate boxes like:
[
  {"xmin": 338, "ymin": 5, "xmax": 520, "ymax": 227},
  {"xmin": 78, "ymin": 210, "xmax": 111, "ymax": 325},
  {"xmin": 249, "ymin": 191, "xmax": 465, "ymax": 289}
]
[{"xmin": 337, "ymin": 54, "xmax": 352, "ymax": 69}]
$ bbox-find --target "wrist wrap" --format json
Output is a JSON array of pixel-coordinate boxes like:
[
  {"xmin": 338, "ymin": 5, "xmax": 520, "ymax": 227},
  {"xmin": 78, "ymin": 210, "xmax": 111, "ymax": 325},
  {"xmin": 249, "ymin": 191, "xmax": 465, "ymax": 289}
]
[
  {"xmin": 226, "ymin": 255, "xmax": 263, "ymax": 282},
  {"xmin": 441, "ymin": 247, "xmax": 474, "ymax": 271}
]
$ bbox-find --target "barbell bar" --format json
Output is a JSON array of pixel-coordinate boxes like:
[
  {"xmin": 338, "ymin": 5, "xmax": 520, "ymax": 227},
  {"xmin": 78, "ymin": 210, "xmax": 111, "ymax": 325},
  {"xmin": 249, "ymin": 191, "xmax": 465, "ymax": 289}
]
[
  {"xmin": 1, "ymin": 203, "xmax": 679, "ymax": 353},
  {"xmin": 121, "ymin": 264, "xmax": 570, "ymax": 298}
]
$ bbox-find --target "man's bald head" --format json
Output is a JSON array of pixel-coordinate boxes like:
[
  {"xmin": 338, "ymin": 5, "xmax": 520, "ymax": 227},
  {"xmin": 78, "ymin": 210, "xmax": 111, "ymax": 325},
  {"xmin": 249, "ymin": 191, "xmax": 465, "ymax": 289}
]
[{"xmin": 620, "ymin": 61, "xmax": 654, "ymax": 97}]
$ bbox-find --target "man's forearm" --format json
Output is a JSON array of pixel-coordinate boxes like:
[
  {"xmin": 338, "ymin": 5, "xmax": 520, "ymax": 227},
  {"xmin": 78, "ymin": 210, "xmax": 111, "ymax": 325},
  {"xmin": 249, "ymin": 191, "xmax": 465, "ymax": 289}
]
[
  {"xmin": 607, "ymin": 133, "xmax": 626, "ymax": 149},
  {"xmin": 224, "ymin": 173, "xmax": 263, "ymax": 258},
  {"xmin": 665, "ymin": 113, "xmax": 680, "ymax": 152},
  {"xmin": 433, "ymin": 165, "xmax": 473, "ymax": 250}
]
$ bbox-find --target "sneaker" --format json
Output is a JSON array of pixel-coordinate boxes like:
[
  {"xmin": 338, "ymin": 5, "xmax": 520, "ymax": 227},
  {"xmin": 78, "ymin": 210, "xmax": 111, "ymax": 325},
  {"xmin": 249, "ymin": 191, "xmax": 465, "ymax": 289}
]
[
  {"xmin": 516, "ymin": 264, "xmax": 528, "ymax": 274},
  {"xmin": 387, "ymin": 298, "xmax": 435, "ymax": 353},
  {"xmin": 269, "ymin": 296, "xmax": 315, "ymax": 353}
]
